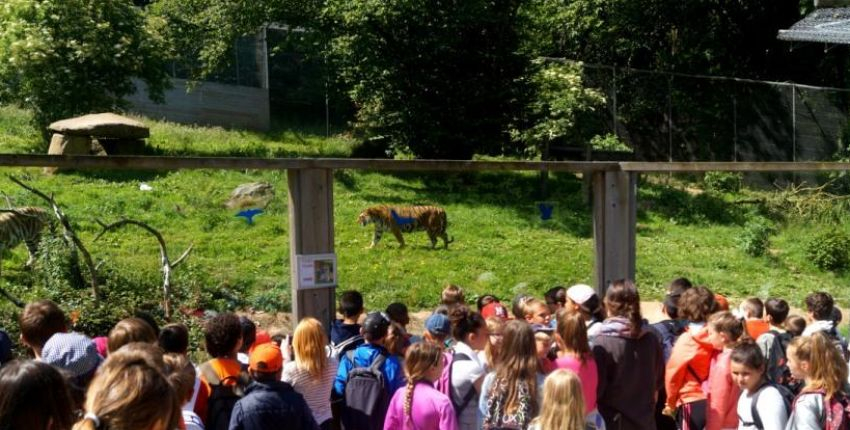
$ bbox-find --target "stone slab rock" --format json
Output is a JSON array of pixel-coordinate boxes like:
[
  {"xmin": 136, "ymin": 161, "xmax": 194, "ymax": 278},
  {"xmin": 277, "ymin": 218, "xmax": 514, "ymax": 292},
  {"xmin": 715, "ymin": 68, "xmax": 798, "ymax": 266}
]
[
  {"xmin": 226, "ymin": 182, "xmax": 275, "ymax": 209},
  {"xmin": 49, "ymin": 113, "xmax": 149, "ymax": 139},
  {"xmin": 44, "ymin": 133, "xmax": 95, "ymax": 173}
]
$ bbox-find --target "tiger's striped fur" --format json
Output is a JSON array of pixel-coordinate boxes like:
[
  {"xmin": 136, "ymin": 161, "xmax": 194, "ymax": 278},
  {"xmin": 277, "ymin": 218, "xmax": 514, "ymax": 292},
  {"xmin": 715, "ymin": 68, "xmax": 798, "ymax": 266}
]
[
  {"xmin": 0, "ymin": 207, "xmax": 54, "ymax": 270},
  {"xmin": 357, "ymin": 205, "xmax": 454, "ymax": 249}
]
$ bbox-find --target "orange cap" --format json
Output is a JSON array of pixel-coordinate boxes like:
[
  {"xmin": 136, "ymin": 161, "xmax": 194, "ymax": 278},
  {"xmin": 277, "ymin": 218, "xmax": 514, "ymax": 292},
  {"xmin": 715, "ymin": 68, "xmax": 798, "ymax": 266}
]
[
  {"xmin": 249, "ymin": 330, "xmax": 272, "ymax": 355},
  {"xmin": 249, "ymin": 343, "xmax": 283, "ymax": 373},
  {"xmin": 714, "ymin": 294, "xmax": 729, "ymax": 311}
]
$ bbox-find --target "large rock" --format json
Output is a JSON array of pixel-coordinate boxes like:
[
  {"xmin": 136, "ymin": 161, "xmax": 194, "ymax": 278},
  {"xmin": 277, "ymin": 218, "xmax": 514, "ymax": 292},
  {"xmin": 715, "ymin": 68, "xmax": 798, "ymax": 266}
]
[
  {"xmin": 49, "ymin": 113, "xmax": 149, "ymax": 139},
  {"xmin": 226, "ymin": 182, "xmax": 275, "ymax": 209},
  {"xmin": 44, "ymin": 133, "xmax": 96, "ymax": 174}
]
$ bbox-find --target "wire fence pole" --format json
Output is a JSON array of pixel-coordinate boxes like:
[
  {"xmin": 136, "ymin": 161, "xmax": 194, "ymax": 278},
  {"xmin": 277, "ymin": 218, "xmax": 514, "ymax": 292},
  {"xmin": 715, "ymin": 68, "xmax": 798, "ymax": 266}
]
[
  {"xmin": 668, "ymin": 76, "xmax": 674, "ymax": 162},
  {"xmin": 612, "ymin": 67, "xmax": 619, "ymax": 140},
  {"xmin": 733, "ymin": 95, "xmax": 738, "ymax": 162}
]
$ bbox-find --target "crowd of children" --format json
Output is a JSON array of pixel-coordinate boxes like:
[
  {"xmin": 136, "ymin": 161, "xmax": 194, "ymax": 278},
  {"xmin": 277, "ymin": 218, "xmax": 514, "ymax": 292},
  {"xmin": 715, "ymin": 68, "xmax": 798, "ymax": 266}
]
[{"xmin": 2, "ymin": 280, "xmax": 850, "ymax": 430}]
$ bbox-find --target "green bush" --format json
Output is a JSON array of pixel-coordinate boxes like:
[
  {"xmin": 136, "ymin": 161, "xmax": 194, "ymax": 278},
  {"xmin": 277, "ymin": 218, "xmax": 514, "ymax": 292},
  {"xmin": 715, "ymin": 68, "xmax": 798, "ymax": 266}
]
[
  {"xmin": 704, "ymin": 172, "xmax": 742, "ymax": 193},
  {"xmin": 806, "ymin": 230, "xmax": 850, "ymax": 272},
  {"xmin": 737, "ymin": 219, "xmax": 773, "ymax": 257}
]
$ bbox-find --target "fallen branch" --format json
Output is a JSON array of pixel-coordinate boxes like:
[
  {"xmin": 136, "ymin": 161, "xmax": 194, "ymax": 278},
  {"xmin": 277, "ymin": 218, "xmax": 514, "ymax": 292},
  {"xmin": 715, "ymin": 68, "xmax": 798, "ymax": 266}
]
[
  {"xmin": 9, "ymin": 176, "xmax": 99, "ymax": 299},
  {"xmin": 95, "ymin": 219, "xmax": 193, "ymax": 319}
]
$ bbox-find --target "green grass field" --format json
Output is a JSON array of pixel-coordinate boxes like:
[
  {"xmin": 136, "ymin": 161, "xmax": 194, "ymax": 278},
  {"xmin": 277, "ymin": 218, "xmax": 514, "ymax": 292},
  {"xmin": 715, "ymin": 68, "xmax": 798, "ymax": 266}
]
[{"xmin": 1, "ymin": 104, "xmax": 849, "ymax": 340}]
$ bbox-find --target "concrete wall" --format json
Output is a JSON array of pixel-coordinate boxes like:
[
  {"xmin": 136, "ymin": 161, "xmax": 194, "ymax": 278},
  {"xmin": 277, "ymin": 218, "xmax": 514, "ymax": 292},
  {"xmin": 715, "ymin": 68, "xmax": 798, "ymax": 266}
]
[{"xmin": 127, "ymin": 78, "xmax": 270, "ymax": 131}]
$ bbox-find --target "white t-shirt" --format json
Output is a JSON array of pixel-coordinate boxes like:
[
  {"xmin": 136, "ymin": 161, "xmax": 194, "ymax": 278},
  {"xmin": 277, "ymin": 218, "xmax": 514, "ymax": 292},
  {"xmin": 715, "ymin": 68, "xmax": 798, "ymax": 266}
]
[
  {"xmin": 451, "ymin": 341, "xmax": 486, "ymax": 430},
  {"xmin": 736, "ymin": 385, "xmax": 788, "ymax": 430},
  {"xmin": 282, "ymin": 356, "xmax": 339, "ymax": 425}
]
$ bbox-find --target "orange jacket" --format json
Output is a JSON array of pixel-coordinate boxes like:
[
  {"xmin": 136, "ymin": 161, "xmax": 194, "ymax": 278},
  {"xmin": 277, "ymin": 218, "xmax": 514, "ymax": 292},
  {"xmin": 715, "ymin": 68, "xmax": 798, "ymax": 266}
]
[
  {"xmin": 745, "ymin": 319, "xmax": 770, "ymax": 340},
  {"xmin": 665, "ymin": 325, "xmax": 715, "ymax": 408}
]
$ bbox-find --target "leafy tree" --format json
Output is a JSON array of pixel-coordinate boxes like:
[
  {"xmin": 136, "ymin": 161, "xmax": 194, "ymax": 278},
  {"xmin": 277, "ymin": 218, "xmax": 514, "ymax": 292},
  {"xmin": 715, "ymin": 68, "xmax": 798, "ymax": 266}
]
[{"xmin": 0, "ymin": 0, "xmax": 172, "ymax": 131}]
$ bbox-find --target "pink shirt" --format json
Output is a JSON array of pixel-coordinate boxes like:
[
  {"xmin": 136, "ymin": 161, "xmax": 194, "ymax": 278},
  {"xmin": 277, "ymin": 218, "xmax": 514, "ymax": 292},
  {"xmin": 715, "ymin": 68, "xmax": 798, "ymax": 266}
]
[
  {"xmin": 384, "ymin": 381, "xmax": 459, "ymax": 430},
  {"xmin": 554, "ymin": 354, "xmax": 598, "ymax": 414},
  {"xmin": 706, "ymin": 349, "xmax": 740, "ymax": 430}
]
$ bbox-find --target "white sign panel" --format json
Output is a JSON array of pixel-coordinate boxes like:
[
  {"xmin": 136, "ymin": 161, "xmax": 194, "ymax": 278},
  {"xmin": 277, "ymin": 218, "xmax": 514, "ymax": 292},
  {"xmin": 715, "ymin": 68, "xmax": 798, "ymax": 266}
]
[{"xmin": 296, "ymin": 253, "xmax": 337, "ymax": 290}]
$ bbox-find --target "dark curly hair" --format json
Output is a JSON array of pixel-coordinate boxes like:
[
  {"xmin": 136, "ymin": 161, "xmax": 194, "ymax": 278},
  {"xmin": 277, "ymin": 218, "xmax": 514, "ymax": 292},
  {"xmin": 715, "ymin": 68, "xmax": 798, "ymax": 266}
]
[
  {"xmin": 204, "ymin": 313, "xmax": 242, "ymax": 358},
  {"xmin": 805, "ymin": 292, "xmax": 834, "ymax": 321},
  {"xmin": 678, "ymin": 286, "xmax": 716, "ymax": 323}
]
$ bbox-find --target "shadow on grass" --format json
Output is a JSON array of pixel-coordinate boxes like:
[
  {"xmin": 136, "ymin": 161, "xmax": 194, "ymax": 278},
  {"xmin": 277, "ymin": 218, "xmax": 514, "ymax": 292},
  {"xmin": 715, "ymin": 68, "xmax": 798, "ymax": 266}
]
[{"xmin": 637, "ymin": 181, "xmax": 745, "ymax": 225}]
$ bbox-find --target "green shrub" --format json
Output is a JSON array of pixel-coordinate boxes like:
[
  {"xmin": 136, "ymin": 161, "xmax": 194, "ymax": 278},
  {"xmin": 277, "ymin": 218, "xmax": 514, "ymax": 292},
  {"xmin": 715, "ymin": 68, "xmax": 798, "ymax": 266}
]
[
  {"xmin": 737, "ymin": 219, "xmax": 773, "ymax": 257},
  {"xmin": 806, "ymin": 230, "xmax": 850, "ymax": 272},
  {"xmin": 704, "ymin": 171, "xmax": 742, "ymax": 193}
]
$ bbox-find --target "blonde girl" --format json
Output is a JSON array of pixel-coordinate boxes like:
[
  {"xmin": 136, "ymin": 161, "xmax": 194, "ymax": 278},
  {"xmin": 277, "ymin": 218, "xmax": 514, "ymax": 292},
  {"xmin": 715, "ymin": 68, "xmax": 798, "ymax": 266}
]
[
  {"xmin": 282, "ymin": 317, "xmax": 339, "ymax": 429},
  {"xmin": 383, "ymin": 342, "xmax": 458, "ymax": 430},
  {"xmin": 479, "ymin": 320, "xmax": 543, "ymax": 430},
  {"xmin": 786, "ymin": 331, "xmax": 850, "ymax": 429},
  {"xmin": 480, "ymin": 316, "xmax": 505, "ymax": 371},
  {"xmin": 529, "ymin": 369, "xmax": 594, "ymax": 430},
  {"xmin": 73, "ymin": 346, "xmax": 180, "ymax": 430}
]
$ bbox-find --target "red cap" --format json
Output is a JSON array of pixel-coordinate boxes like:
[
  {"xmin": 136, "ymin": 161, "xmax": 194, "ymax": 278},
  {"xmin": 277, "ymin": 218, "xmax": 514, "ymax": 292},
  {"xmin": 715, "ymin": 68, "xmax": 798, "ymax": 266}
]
[
  {"xmin": 249, "ymin": 330, "xmax": 272, "ymax": 355},
  {"xmin": 481, "ymin": 301, "xmax": 508, "ymax": 320},
  {"xmin": 714, "ymin": 294, "xmax": 730, "ymax": 311},
  {"xmin": 249, "ymin": 343, "xmax": 283, "ymax": 373}
]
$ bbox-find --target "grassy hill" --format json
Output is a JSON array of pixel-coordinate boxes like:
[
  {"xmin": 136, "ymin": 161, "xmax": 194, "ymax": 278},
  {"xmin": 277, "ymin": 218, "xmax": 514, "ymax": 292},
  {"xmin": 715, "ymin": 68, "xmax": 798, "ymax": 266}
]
[{"xmin": 1, "ymin": 105, "xmax": 850, "ymax": 342}]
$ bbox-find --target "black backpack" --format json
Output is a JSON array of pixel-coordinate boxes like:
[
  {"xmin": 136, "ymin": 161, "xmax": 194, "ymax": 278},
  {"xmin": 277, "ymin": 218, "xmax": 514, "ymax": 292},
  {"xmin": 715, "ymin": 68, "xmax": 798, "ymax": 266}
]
[
  {"xmin": 764, "ymin": 330, "xmax": 793, "ymax": 387},
  {"xmin": 341, "ymin": 350, "xmax": 391, "ymax": 430},
  {"xmin": 200, "ymin": 363, "xmax": 250, "ymax": 430},
  {"xmin": 741, "ymin": 382, "xmax": 795, "ymax": 430}
]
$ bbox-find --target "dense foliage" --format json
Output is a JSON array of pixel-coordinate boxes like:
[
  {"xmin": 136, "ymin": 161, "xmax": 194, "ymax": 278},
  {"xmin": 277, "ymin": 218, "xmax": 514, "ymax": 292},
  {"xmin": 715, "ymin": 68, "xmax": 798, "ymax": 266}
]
[{"xmin": 0, "ymin": 0, "xmax": 172, "ymax": 130}]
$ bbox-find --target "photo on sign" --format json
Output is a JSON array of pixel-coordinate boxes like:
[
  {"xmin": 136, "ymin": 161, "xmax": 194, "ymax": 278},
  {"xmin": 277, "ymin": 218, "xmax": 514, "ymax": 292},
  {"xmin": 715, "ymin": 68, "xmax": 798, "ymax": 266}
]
[{"xmin": 296, "ymin": 253, "xmax": 337, "ymax": 289}]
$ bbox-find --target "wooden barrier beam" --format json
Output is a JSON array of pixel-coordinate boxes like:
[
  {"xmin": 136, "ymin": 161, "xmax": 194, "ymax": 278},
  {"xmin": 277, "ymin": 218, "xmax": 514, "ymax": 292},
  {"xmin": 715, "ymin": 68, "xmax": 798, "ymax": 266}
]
[
  {"xmin": 288, "ymin": 168, "xmax": 336, "ymax": 332},
  {"xmin": 620, "ymin": 161, "xmax": 850, "ymax": 172},
  {"xmin": 592, "ymin": 171, "xmax": 636, "ymax": 295}
]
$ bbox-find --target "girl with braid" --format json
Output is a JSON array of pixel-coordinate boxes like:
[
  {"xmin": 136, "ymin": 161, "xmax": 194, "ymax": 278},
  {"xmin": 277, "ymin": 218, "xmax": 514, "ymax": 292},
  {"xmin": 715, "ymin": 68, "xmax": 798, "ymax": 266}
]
[{"xmin": 383, "ymin": 342, "xmax": 458, "ymax": 430}]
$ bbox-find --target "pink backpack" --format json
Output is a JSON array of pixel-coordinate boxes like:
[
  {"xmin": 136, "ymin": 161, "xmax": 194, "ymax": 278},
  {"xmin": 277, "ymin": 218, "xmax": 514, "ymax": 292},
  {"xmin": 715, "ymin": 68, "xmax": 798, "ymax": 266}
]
[
  {"xmin": 795, "ymin": 390, "xmax": 850, "ymax": 430},
  {"xmin": 433, "ymin": 349, "xmax": 475, "ymax": 416}
]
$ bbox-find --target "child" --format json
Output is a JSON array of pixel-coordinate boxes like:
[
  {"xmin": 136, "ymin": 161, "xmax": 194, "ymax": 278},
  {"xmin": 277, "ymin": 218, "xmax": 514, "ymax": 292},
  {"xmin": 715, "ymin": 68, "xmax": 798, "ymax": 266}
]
[
  {"xmin": 480, "ymin": 317, "xmax": 504, "ymax": 371},
  {"xmin": 73, "ymin": 346, "xmax": 181, "ymax": 430},
  {"xmin": 532, "ymin": 324, "xmax": 557, "ymax": 374},
  {"xmin": 529, "ymin": 369, "xmax": 599, "ymax": 430},
  {"xmin": 554, "ymin": 310, "xmax": 602, "ymax": 428},
  {"xmin": 730, "ymin": 342, "xmax": 789, "ymax": 430},
  {"xmin": 18, "ymin": 299, "xmax": 66, "ymax": 359},
  {"xmin": 664, "ymin": 286, "xmax": 716, "ymax": 430},
  {"xmin": 159, "ymin": 323, "xmax": 190, "ymax": 355},
  {"xmin": 786, "ymin": 331, "xmax": 850, "ymax": 429},
  {"xmin": 565, "ymin": 284, "xmax": 605, "ymax": 341},
  {"xmin": 543, "ymin": 286, "xmax": 567, "ymax": 315},
  {"xmin": 195, "ymin": 312, "xmax": 246, "ymax": 428},
  {"xmin": 386, "ymin": 302, "xmax": 410, "ymax": 328},
  {"xmin": 802, "ymin": 292, "xmax": 848, "ymax": 358},
  {"xmin": 523, "ymin": 298, "xmax": 552, "ymax": 327},
  {"xmin": 162, "ymin": 353, "xmax": 204, "ymax": 430},
  {"xmin": 41, "ymin": 332, "xmax": 103, "ymax": 412},
  {"xmin": 384, "ymin": 342, "xmax": 458, "ymax": 430},
  {"xmin": 441, "ymin": 284, "xmax": 465, "ymax": 309},
  {"xmin": 447, "ymin": 306, "xmax": 488, "ymax": 430},
  {"xmin": 651, "ymin": 277, "xmax": 693, "ymax": 363},
  {"xmin": 785, "ymin": 315, "xmax": 807, "ymax": 338},
  {"xmin": 237, "ymin": 316, "xmax": 257, "ymax": 367},
  {"xmin": 755, "ymin": 298, "xmax": 792, "ymax": 386},
  {"xmin": 335, "ymin": 312, "xmax": 405, "ymax": 430},
  {"xmin": 0, "ymin": 360, "xmax": 75, "ymax": 430},
  {"xmin": 740, "ymin": 298, "xmax": 770, "ymax": 340},
  {"xmin": 705, "ymin": 311, "xmax": 744, "ymax": 430},
  {"xmin": 284, "ymin": 317, "xmax": 339, "ymax": 429},
  {"xmin": 107, "ymin": 317, "xmax": 157, "ymax": 354},
  {"xmin": 424, "ymin": 312, "xmax": 452, "ymax": 346},
  {"xmin": 331, "ymin": 290, "xmax": 365, "ymax": 354},
  {"xmin": 229, "ymin": 343, "xmax": 318, "ymax": 430}
]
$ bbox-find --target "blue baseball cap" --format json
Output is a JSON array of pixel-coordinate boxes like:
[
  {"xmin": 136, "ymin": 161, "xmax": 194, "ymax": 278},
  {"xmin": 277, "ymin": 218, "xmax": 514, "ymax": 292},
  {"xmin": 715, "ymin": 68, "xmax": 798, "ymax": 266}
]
[{"xmin": 425, "ymin": 313, "xmax": 451, "ymax": 337}]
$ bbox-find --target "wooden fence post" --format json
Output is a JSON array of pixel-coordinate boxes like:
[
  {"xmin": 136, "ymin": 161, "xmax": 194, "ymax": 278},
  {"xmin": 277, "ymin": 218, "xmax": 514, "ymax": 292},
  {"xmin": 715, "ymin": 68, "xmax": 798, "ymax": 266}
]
[
  {"xmin": 288, "ymin": 168, "xmax": 336, "ymax": 332},
  {"xmin": 592, "ymin": 171, "xmax": 637, "ymax": 296}
]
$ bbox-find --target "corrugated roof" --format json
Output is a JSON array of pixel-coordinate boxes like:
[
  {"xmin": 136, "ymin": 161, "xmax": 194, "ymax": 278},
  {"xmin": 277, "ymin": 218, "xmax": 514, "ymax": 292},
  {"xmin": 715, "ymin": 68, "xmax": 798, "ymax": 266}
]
[{"xmin": 778, "ymin": 7, "xmax": 850, "ymax": 44}]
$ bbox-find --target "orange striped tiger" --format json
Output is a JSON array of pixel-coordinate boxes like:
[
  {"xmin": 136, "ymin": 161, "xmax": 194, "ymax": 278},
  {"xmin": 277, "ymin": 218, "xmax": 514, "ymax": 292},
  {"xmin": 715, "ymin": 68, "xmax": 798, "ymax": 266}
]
[
  {"xmin": 357, "ymin": 205, "xmax": 454, "ymax": 249},
  {"xmin": 0, "ymin": 207, "xmax": 54, "ymax": 272}
]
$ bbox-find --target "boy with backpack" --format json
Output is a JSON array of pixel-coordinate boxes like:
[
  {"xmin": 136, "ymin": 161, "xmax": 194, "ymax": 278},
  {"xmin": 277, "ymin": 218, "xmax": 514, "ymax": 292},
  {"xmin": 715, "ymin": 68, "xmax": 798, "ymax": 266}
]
[
  {"xmin": 802, "ymin": 292, "xmax": 848, "ymax": 359},
  {"xmin": 229, "ymin": 343, "xmax": 319, "ymax": 430},
  {"xmin": 331, "ymin": 291, "xmax": 366, "ymax": 358},
  {"xmin": 334, "ymin": 311, "xmax": 406, "ymax": 430},
  {"xmin": 195, "ymin": 312, "xmax": 249, "ymax": 430},
  {"xmin": 755, "ymin": 298, "xmax": 793, "ymax": 387}
]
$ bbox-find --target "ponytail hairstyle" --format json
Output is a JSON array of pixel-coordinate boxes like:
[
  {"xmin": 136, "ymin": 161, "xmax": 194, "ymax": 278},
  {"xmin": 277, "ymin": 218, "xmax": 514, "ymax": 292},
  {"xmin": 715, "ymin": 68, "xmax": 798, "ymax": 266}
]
[
  {"xmin": 492, "ymin": 320, "xmax": 540, "ymax": 416},
  {"xmin": 604, "ymin": 279, "xmax": 643, "ymax": 337},
  {"xmin": 708, "ymin": 311, "xmax": 745, "ymax": 344},
  {"xmin": 450, "ymin": 305, "xmax": 486, "ymax": 345},
  {"xmin": 292, "ymin": 317, "xmax": 329, "ymax": 378},
  {"xmin": 555, "ymin": 309, "xmax": 590, "ymax": 363},
  {"xmin": 162, "ymin": 353, "xmax": 196, "ymax": 403},
  {"xmin": 73, "ymin": 345, "xmax": 180, "ymax": 430},
  {"xmin": 530, "ymin": 369, "xmax": 586, "ymax": 430},
  {"xmin": 730, "ymin": 341, "xmax": 766, "ymax": 377},
  {"xmin": 402, "ymin": 342, "xmax": 443, "ymax": 423},
  {"xmin": 788, "ymin": 332, "xmax": 849, "ymax": 399}
]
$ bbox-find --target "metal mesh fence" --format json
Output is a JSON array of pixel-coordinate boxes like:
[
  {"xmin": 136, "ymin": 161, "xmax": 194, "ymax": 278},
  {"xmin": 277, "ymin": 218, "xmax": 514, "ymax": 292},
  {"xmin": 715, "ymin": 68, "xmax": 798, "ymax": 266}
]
[{"xmin": 579, "ymin": 63, "xmax": 850, "ymax": 164}]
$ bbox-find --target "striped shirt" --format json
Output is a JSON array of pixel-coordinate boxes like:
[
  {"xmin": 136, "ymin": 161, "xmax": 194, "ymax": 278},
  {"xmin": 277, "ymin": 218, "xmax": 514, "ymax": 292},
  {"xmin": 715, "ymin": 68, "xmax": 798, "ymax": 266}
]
[{"xmin": 282, "ymin": 356, "xmax": 339, "ymax": 425}]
